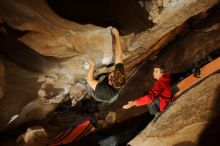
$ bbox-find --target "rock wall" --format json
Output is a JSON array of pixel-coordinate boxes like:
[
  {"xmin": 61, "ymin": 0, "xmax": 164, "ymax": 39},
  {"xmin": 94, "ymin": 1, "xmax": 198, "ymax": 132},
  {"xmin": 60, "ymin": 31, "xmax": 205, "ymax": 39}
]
[
  {"xmin": 0, "ymin": 0, "xmax": 219, "ymax": 133},
  {"xmin": 104, "ymin": 7, "xmax": 220, "ymax": 123},
  {"xmin": 128, "ymin": 74, "xmax": 220, "ymax": 146},
  {"xmin": 0, "ymin": 0, "xmax": 218, "ymax": 66}
]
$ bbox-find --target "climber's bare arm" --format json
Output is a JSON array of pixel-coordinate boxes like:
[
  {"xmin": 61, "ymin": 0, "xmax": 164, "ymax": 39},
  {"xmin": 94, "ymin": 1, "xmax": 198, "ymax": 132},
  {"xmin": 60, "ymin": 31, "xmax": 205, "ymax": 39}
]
[
  {"xmin": 44, "ymin": 95, "xmax": 65, "ymax": 104},
  {"xmin": 111, "ymin": 27, "xmax": 123, "ymax": 64},
  {"xmin": 87, "ymin": 58, "xmax": 98, "ymax": 90}
]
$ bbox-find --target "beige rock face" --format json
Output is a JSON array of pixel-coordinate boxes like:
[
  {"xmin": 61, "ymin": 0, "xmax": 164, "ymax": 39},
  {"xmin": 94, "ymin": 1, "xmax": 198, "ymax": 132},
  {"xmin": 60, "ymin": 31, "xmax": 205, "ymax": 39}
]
[
  {"xmin": 16, "ymin": 126, "xmax": 48, "ymax": 146},
  {"xmin": 0, "ymin": 0, "xmax": 218, "ymax": 65},
  {"xmin": 0, "ymin": 0, "xmax": 219, "ymax": 135},
  {"xmin": 128, "ymin": 74, "xmax": 220, "ymax": 146},
  {"xmin": 124, "ymin": 0, "xmax": 219, "ymax": 73},
  {"xmin": 0, "ymin": 0, "xmax": 114, "ymax": 61},
  {"xmin": 105, "ymin": 9, "xmax": 220, "ymax": 123},
  {"xmin": 130, "ymin": 0, "xmax": 219, "ymax": 50}
]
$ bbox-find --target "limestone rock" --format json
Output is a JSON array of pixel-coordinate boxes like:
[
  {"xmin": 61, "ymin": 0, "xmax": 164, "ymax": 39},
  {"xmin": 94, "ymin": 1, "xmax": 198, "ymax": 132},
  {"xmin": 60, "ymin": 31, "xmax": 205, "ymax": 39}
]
[
  {"xmin": 16, "ymin": 126, "xmax": 48, "ymax": 146},
  {"xmin": 0, "ymin": 0, "xmax": 113, "ymax": 62},
  {"xmin": 105, "ymin": 10, "xmax": 220, "ymax": 123},
  {"xmin": 0, "ymin": 0, "xmax": 219, "ymax": 137},
  {"xmin": 0, "ymin": 0, "xmax": 218, "ymax": 70},
  {"xmin": 128, "ymin": 74, "xmax": 220, "ymax": 146},
  {"xmin": 130, "ymin": 0, "xmax": 219, "ymax": 51}
]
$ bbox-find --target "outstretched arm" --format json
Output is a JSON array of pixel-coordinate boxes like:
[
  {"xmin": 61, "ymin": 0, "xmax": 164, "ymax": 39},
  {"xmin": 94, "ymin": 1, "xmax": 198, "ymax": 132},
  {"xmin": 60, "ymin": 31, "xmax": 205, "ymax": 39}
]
[
  {"xmin": 123, "ymin": 81, "xmax": 165, "ymax": 109},
  {"xmin": 111, "ymin": 27, "xmax": 123, "ymax": 64},
  {"xmin": 123, "ymin": 101, "xmax": 135, "ymax": 109},
  {"xmin": 86, "ymin": 58, "xmax": 98, "ymax": 90}
]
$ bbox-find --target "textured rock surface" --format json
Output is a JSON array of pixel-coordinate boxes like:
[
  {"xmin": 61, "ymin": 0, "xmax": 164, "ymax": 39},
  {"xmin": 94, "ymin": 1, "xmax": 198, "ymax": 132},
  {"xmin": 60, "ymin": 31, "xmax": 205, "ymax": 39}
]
[
  {"xmin": 0, "ymin": 0, "xmax": 218, "ymax": 65},
  {"xmin": 0, "ymin": 0, "xmax": 114, "ymax": 61},
  {"xmin": 130, "ymin": 0, "xmax": 219, "ymax": 50},
  {"xmin": 104, "ymin": 8, "xmax": 220, "ymax": 123},
  {"xmin": 16, "ymin": 126, "xmax": 48, "ymax": 146},
  {"xmin": 128, "ymin": 74, "xmax": 220, "ymax": 146},
  {"xmin": 0, "ymin": 0, "xmax": 219, "ymax": 138}
]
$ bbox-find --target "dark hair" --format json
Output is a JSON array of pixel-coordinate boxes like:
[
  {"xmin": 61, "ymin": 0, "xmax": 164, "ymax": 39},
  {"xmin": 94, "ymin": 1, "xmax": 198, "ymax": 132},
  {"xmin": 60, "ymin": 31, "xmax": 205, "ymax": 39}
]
[
  {"xmin": 154, "ymin": 64, "xmax": 166, "ymax": 74},
  {"xmin": 109, "ymin": 70, "xmax": 126, "ymax": 89}
]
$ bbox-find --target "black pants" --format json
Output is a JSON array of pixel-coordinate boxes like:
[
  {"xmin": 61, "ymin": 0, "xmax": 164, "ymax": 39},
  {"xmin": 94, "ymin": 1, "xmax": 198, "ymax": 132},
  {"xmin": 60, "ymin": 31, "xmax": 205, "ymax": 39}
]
[{"xmin": 147, "ymin": 98, "xmax": 160, "ymax": 115}]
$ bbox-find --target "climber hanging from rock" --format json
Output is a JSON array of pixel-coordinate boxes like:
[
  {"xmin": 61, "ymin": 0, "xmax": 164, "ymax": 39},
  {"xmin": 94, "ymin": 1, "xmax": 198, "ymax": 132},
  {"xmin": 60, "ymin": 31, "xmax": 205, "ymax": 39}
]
[{"xmin": 84, "ymin": 27, "xmax": 126, "ymax": 103}]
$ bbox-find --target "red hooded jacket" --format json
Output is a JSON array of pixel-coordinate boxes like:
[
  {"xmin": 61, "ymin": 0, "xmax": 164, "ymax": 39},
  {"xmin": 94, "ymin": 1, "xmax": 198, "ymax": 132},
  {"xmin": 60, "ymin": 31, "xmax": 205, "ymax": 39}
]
[{"xmin": 134, "ymin": 73, "xmax": 171, "ymax": 112}]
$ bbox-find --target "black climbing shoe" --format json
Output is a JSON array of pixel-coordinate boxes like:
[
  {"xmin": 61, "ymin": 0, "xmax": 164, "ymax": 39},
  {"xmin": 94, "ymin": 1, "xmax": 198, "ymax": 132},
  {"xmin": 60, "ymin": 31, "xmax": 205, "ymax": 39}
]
[{"xmin": 193, "ymin": 67, "xmax": 201, "ymax": 78}]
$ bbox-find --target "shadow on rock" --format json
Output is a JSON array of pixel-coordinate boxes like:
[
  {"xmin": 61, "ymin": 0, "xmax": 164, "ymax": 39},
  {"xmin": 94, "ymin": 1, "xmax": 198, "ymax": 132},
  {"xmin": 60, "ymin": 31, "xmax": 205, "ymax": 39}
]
[{"xmin": 198, "ymin": 84, "xmax": 220, "ymax": 146}]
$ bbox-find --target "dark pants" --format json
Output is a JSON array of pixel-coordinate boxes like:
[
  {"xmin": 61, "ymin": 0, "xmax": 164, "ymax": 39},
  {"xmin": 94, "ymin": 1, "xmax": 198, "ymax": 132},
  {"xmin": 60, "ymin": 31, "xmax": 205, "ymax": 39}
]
[{"xmin": 147, "ymin": 98, "xmax": 160, "ymax": 115}]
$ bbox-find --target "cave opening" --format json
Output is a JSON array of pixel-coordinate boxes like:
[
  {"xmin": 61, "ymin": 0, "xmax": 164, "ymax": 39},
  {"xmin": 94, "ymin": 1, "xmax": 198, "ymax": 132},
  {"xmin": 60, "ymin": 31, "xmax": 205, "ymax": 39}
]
[{"xmin": 46, "ymin": 0, "xmax": 154, "ymax": 35}]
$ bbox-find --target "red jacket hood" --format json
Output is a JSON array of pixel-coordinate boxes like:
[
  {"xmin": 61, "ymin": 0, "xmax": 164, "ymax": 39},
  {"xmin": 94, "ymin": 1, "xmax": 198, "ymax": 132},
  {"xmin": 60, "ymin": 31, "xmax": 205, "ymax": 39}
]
[{"xmin": 159, "ymin": 72, "xmax": 171, "ymax": 82}]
